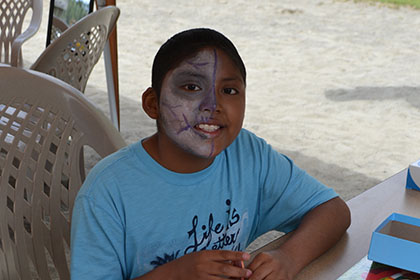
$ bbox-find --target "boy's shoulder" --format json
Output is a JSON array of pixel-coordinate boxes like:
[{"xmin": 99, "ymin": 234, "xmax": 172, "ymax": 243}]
[
  {"xmin": 231, "ymin": 128, "xmax": 291, "ymax": 168},
  {"xmin": 91, "ymin": 142, "xmax": 139, "ymax": 174},
  {"xmin": 78, "ymin": 141, "xmax": 142, "ymax": 196},
  {"xmin": 230, "ymin": 128, "xmax": 271, "ymax": 153}
]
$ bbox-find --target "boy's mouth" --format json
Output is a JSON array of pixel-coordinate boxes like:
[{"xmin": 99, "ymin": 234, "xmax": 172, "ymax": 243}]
[
  {"xmin": 194, "ymin": 123, "xmax": 223, "ymax": 136},
  {"xmin": 196, "ymin": 123, "xmax": 220, "ymax": 132}
]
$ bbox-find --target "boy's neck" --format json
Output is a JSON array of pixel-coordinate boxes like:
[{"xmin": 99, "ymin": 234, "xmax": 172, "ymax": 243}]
[{"xmin": 142, "ymin": 133, "xmax": 216, "ymax": 174}]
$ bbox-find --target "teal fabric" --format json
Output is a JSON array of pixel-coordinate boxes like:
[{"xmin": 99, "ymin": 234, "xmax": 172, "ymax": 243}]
[{"xmin": 70, "ymin": 129, "xmax": 337, "ymax": 279}]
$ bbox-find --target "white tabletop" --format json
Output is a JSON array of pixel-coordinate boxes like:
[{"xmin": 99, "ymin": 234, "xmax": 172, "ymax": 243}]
[{"xmin": 250, "ymin": 169, "xmax": 420, "ymax": 279}]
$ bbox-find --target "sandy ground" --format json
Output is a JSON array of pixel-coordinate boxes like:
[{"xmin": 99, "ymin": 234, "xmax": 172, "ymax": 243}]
[{"xmin": 20, "ymin": 0, "xmax": 420, "ymax": 247}]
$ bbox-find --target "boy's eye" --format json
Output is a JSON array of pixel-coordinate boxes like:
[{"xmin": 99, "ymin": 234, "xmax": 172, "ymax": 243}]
[
  {"xmin": 223, "ymin": 88, "xmax": 238, "ymax": 95},
  {"xmin": 182, "ymin": 84, "xmax": 201, "ymax": 92}
]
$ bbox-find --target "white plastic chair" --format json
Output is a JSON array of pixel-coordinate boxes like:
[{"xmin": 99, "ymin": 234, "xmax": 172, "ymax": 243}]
[
  {"xmin": 30, "ymin": 6, "xmax": 120, "ymax": 93},
  {"xmin": 0, "ymin": 0, "xmax": 42, "ymax": 67},
  {"xmin": 0, "ymin": 66, "xmax": 126, "ymax": 279}
]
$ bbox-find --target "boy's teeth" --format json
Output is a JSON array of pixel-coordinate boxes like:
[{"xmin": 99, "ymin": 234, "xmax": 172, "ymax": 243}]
[{"xmin": 198, "ymin": 124, "xmax": 220, "ymax": 132}]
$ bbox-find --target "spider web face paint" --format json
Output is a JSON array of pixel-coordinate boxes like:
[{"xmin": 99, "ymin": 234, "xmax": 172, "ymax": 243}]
[
  {"xmin": 158, "ymin": 48, "xmax": 245, "ymax": 159},
  {"xmin": 159, "ymin": 49, "xmax": 219, "ymax": 158}
]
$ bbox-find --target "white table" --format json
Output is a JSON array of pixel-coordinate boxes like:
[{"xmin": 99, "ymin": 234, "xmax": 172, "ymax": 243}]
[{"xmin": 250, "ymin": 169, "xmax": 420, "ymax": 279}]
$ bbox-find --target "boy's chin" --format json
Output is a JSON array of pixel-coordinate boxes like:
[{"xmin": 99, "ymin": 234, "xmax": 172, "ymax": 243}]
[
  {"xmin": 183, "ymin": 144, "xmax": 222, "ymax": 160},
  {"xmin": 188, "ymin": 149, "xmax": 219, "ymax": 160},
  {"xmin": 194, "ymin": 152, "xmax": 219, "ymax": 159}
]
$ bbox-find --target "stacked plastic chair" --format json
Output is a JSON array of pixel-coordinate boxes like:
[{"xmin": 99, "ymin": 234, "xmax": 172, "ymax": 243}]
[
  {"xmin": 30, "ymin": 6, "xmax": 120, "ymax": 93},
  {"xmin": 0, "ymin": 66, "xmax": 126, "ymax": 279},
  {"xmin": 0, "ymin": 0, "xmax": 42, "ymax": 67}
]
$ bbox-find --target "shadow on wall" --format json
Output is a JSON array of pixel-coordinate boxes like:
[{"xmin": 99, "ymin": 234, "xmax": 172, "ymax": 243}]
[
  {"xmin": 280, "ymin": 149, "xmax": 381, "ymax": 201},
  {"xmin": 325, "ymin": 86, "xmax": 420, "ymax": 109},
  {"xmin": 321, "ymin": 86, "xmax": 420, "ymax": 199}
]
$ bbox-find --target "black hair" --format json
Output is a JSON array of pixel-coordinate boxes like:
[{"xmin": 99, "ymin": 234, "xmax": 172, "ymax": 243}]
[{"xmin": 151, "ymin": 28, "xmax": 246, "ymax": 98}]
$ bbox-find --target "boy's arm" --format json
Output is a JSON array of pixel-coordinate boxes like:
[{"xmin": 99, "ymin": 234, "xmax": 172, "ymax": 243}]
[{"xmin": 247, "ymin": 197, "xmax": 351, "ymax": 280}]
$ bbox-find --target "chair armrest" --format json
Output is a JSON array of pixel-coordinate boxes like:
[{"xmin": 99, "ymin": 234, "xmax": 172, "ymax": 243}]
[{"xmin": 10, "ymin": 0, "xmax": 43, "ymax": 67}]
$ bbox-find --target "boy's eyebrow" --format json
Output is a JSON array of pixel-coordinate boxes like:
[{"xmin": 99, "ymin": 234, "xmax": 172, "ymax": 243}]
[
  {"xmin": 173, "ymin": 71, "xmax": 244, "ymax": 84},
  {"xmin": 186, "ymin": 61, "xmax": 209, "ymax": 68},
  {"xmin": 221, "ymin": 75, "xmax": 244, "ymax": 83},
  {"xmin": 173, "ymin": 71, "xmax": 207, "ymax": 80}
]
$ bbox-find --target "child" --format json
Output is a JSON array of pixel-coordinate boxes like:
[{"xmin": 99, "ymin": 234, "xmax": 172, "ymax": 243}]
[{"xmin": 70, "ymin": 28, "xmax": 350, "ymax": 280}]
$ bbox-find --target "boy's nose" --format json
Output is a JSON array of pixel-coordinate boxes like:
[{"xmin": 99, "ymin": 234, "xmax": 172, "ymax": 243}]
[{"xmin": 199, "ymin": 88, "xmax": 218, "ymax": 112}]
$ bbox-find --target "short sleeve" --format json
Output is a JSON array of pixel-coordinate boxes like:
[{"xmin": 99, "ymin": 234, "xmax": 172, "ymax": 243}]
[
  {"xmin": 253, "ymin": 146, "xmax": 338, "ymax": 238},
  {"xmin": 70, "ymin": 194, "xmax": 126, "ymax": 280}
]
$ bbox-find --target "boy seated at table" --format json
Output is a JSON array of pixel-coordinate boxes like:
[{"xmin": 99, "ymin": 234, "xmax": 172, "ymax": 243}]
[{"xmin": 70, "ymin": 28, "xmax": 351, "ymax": 280}]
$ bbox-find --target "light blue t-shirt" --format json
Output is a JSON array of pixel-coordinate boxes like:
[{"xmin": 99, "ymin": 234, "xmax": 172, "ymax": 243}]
[{"xmin": 70, "ymin": 129, "xmax": 337, "ymax": 279}]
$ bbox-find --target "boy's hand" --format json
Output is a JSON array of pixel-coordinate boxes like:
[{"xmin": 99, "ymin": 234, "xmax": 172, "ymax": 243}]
[
  {"xmin": 166, "ymin": 250, "xmax": 253, "ymax": 280},
  {"xmin": 246, "ymin": 249, "xmax": 297, "ymax": 280},
  {"xmin": 243, "ymin": 197, "xmax": 350, "ymax": 280}
]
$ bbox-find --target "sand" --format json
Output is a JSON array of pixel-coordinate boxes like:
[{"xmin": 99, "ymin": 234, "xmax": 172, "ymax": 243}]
[{"xmin": 22, "ymin": 0, "xmax": 420, "ymax": 202}]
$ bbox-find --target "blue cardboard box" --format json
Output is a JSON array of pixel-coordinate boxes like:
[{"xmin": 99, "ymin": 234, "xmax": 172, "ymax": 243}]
[
  {"xmin": 406, "ymin": 159, "xmax": 420, "ymax": 191},
  {"xmin": 368, "ymin": 213, "xmax": 420, "ymax": 274}
]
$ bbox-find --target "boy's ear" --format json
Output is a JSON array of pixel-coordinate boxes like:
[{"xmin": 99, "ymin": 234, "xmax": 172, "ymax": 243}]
[{"xmin": 142, "ymin": 87, "xmax": 159, "ymax": 120}]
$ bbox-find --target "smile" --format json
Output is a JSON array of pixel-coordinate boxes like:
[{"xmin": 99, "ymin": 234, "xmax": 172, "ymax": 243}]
[
  {"xmin": 193, "ymin": 123, "xmax": 224, "ymax": 138},
  {"xmin": 196, "ymin": 123, "xmax": 220, "ymax": 132}
]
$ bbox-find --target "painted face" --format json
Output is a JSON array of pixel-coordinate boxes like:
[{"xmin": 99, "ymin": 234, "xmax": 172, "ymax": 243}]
[{"xmin": 158, "ymin": 48, "xmax": 245, "ymax": 158}]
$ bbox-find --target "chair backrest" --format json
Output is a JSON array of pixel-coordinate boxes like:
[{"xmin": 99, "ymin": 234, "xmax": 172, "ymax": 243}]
[
  {"xmin": 30, "ymin": 6, "xmax": 120, "ymax": 93},
  {"xmin": 0, "ymin": 66, "xmax": 126, "ymax": 280},
  {"xmin": 0, "ymin": 0, "xmax": 42, "ymax": 67}
]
